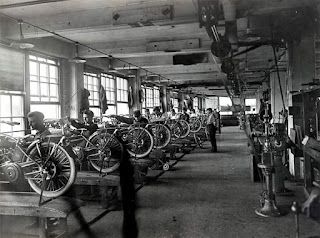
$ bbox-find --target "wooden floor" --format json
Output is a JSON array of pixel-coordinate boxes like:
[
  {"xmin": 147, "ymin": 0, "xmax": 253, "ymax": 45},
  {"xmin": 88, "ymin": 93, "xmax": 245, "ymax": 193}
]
[{"xmin": 1, "ymin": 126, "xmax": 319, "ymax": 237}]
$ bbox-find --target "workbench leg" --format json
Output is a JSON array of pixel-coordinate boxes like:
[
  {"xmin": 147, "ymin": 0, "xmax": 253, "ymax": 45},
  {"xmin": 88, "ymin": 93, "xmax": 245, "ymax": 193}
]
[
  {"xmin": 100, "ymin": 186, "xmax": 108, "ymax": 209},
  {"xmin": 39, "ymin": 217, "xmax": 48, "ymax": 238}
]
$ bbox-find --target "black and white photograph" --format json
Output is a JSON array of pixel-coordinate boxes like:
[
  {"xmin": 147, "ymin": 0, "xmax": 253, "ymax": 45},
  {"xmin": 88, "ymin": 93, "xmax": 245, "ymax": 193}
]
[{"xmin": 0, "ymin": 0, "xmax": 320, "ymax": 237}]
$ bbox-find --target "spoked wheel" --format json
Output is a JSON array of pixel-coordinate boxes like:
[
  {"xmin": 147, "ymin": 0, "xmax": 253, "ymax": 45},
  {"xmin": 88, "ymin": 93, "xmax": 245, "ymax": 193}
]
[
  {"xmin": 25, "ymin": 142, "xmax": 76, "ymax": 198},
  {"xmin": 166, "ymin": 120, "xmax": 182, "ymax": 141},
  {"xmin": 126, "ymin": 127, "xmax": 154, "ymax": 158},
  {"xmin": 193, "ymin": 133, "xmax": 204, "ymax": 149},
  {"xmin": 151, "ymin": 124, "xmax": 171, "ymax": 149},
  {"xmin": 189, "ymin": 117, "xmax": 202, "ymax": 133},
  {"xmin": 87, "ymin": 131, "xmax": 123, "ymax": 173},
  {"xmin": 199, "ymin": 115, "xmax": 208, "ymax": 128},
  {"xmin": 178, "ymin": 119, "xmax": 190, "ymax": 138}
]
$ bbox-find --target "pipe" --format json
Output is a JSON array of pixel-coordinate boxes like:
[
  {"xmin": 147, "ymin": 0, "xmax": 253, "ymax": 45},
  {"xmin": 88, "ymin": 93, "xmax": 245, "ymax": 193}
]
[{"xmin": 221, "ymin": 0, "xmax": 238, "ymax": 51}]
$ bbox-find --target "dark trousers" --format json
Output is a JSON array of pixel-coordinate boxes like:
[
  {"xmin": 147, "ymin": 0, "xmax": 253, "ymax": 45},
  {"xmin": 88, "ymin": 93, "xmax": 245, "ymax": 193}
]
[{"xmin": 207, "ymin": 124, "xmax": 217, "ymax": 151}]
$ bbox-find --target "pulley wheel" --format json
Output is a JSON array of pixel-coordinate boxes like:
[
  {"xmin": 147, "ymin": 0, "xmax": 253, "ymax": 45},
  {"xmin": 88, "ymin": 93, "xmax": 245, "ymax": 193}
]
[
  {"xmin": 3, "ymin": 163, "xmax": 22, "ymax": 183},
  {"xmin": 211, "ymin": 37, "xmax": 231, "ymax": 58}
]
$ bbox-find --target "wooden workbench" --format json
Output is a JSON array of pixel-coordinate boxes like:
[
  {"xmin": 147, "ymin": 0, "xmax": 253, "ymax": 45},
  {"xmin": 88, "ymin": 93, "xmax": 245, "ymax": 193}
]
[
  {"xmin": 73, "ymin": 171, "xmax": 120, "ymax": 208},
  {"xmin": 0, "ymin": 191, "xmax": 85, "ymax": 238}
]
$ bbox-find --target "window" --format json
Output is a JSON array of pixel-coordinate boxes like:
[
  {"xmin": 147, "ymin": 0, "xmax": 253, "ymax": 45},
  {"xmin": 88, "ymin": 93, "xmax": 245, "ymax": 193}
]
[
  {"xmin": 0, "ymin": 92, "xmax": 25, "ymax": 137},
  {"xmin": 154, "ymin": 87, "xmax": 160, "ymax": 107},
  {"xmin": 29, "ymin": 54, "xmax": 60, "ymax": 119},
  {"xmin": 116, "ymin": 77, "xmax": 128, "ymax": 102},
  {"xmin": 84, "ymin": 72, "xmax": 99, "ymax": 107},
  {"xmin": 194, "ymin": 97, "xmax": 198, "ymax": 111},
  {"xmin": 84, "ymin": 72, "xmax": 101, "ymax": 116},
  {"xmin": 145, "ymin": 87, "xmax": 153, "ymax": 109},
  {"xmin": 142, "ymin": 86, "xmax": 160, "ymax": 111},
  {"xmin": 219, "ymin": 96, "xmax": 232, "ymax": 115},
  {"xmin": 101, "ymin": 73, "xmax": 116, "ymax": 116},
  {"xmin": 173, "ymin": 98, "xmax": 179, "ymax": 112},
  {"xmin": 116, "ymin": 77, "xmax": 129, "ymax": 115},
  {"xmin": 245, "ymin": 98, "xmax": 257, "ymax": 114},
  {"xmin": 101, "ymin": 73, "xmax": 116, "ymax": 104}
]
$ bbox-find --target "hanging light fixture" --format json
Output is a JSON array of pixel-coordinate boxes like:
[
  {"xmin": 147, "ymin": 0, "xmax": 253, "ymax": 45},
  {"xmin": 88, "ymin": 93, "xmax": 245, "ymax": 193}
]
[
  {"xmin": 69, "ymin": 42, "xmax": 86, "ymax": 63},
  {"xmin": 10, "ymin": 20, "xmax": 34, "ymax": 49},
  {"xmin": 240, "ymin": 14, "xmax": 261, "ymax": 43},
  {"xmin": 126, "ymin": 64, "xmax": 135, "ymax": 78},
  {"xmin": 108, "ymin": 57, "xmax": 118, "ymax": 72}
]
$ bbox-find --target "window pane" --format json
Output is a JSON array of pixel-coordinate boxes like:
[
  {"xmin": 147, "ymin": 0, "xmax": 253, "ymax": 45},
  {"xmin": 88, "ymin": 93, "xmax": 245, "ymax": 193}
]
[
  {"xmin": 123, "ymin": 92, "xmax": 128, "ymax": 102},
  {"xmin": 30, "ymin": 82, "xmax": 39, "ymax": 96},
  {"xmin": 117, "ymin": 102, "xmax": 129, "ymax": 115},
  {"xmin": 47, "ymin": 59, "xmax": 56, "ymax": 65},
  {"xmin": 0, "ymin": 123, "xmax": 12, "ymax": 133},
  {"xmin": 30, "ymin": 104, "xmax": 60, "ymax": 119},
  {"xmin": 103, "ymin": 105, "xmax": 116, "ymax": 116},
  {"xmin": 30, "ymin": 75, "xmax": 38, "ymax": 82},
  {"xmin": 40, "ymin": 77, "xmax": 48, "ymax": 82},
  {"xmin": 29, "ymin": 55, "xmax": 37, "ymax": 60},
  {"xmin": 117, "ymin": 90, "xmax": 120, "ymax": 101},
  {"xmin": 49, "ymin": 65, "xmax": 57, "ymax": 79},
  {"xmin": 31, "ymin": 96, "xmax": 40, "ymax": 101},
  {"xmin": 111, "ymin": 93, "xmax": 115, "ymax": 103},
  {"xmin": 40, "ymin": 83, "xmax": 49, "ymax": 97},
  {"xmin": 11, "ymin": 117, "xmax": 25, "ymax": 137},
  {"xmin": 37, "ymin": 57, "xmax": 46, "ymax": 62},
  {"xmin": 88, "ymin": 76, "xmax": 93, "ymax": 84},
  {"xmin": 30, "ymin": 61, "xmax": 38, "ymax": 75},
  {"xmin": 40, "ymin": 63, "xmax": 48, "ymax": 77},
  {"xmin": 93, "ymin": 92, "xmax": 99, "ymax": 100},
  {"xmin": 89, "ymin": 107, "xmax": 100, "ymax": 117},
  {"xmin": 0, "ymin": 95, "xmax": 11, "ymax": 117},
  {"xmin": 41, "ymin": 97, "xmax": 49, "ymax": 102},
  {"xmin": 50, "ymin": 84, "xmax": 58, "ymax": 97},
  {"xmin": 12, "ymin": 96, "xmax": 23, "ymax": 116}
]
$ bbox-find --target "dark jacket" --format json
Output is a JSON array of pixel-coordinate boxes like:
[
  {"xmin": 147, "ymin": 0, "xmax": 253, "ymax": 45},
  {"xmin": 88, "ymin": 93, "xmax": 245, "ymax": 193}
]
[
  {"xmin": 115, "ymin": 115, "xmax": 149, "ymax": 127},
  {"xmin": 70, "ymin": 120, "xmax": 98, "ymax": 136}
]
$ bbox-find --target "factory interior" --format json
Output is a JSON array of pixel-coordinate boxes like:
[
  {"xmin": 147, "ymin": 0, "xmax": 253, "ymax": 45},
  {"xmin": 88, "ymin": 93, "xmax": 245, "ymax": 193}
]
[{"xmin": 0, "ymin": 0, "xmax": 320, "ymax": 237}]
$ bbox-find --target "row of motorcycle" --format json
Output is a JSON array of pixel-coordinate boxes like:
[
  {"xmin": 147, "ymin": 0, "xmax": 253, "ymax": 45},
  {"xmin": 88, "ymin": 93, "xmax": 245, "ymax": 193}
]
[{"xmin": 0, "ymin": 114, "xmax": 209, "ymax": 200}]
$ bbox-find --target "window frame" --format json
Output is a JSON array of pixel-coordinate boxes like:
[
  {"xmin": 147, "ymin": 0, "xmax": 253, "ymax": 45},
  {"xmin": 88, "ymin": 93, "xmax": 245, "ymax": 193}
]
[
  {"xmin": 101, "ymin": 73, "xmax": 116, "ymax": 105},
  {"xmin": 83, "ymin": 72, "xmax": 130, "ymax": 116},
  {"xmin": 142, "ymin": 85, "xmax": 160, "ymax": 111},
  {"xmin": 0, "ymin": 91, "xmax": 25, "ymax": 136},
  {"xmin": 28, "ymin": 54, "xmax": 60, "ymax": 104},
  {"xmin": 27, "ymin": 53, "xmax": 61, "ymax": 119},
  {"xmin": 116, "ymin": 77, "xmax": 129, "ymax": 103}
]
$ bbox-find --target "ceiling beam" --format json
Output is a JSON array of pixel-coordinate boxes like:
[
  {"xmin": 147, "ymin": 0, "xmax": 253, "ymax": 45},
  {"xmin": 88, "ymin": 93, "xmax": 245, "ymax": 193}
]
[
  {"xmin": 0, "ymin": 0, "xmax": 69, "ymax": 9},
  {"xmin": 81, "ymin": 45, "xmax": 211, "ymax": 58}
]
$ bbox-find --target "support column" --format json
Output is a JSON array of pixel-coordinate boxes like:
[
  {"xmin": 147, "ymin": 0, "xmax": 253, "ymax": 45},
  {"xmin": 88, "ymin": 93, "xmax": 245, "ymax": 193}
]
[
  {"xmin": 61, "ymin": 60, "xmax": 83, "ymax": 119},
  {"xmin": 270, "ymin": 71, "xmax": 287, "ymax": 122},
  {"xmin": 128, "ymin": 69, "xmax": 141, "ymax": 114},
  {"xmin": 161, "ymin": 86, "xmax": 167, "ymax": 112},
  {"xmin": 287, "ymin": 35, "xmax": 315, "ymax": 181}
]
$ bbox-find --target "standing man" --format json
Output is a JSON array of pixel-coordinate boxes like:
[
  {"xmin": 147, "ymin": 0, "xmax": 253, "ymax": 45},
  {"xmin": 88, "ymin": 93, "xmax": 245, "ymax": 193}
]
[
  {"xmin": 206, "ymin": 108, "xmax": 217, "ymax": 153},
  {"xmin": 213, "ymin": 108, "xmax": 221, "ymax": 134}
]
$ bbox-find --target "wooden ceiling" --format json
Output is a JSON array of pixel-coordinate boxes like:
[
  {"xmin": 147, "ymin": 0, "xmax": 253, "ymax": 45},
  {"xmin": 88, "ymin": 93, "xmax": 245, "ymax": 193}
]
[{"xmin": 0, "ymin": 0, "xmax": 318, "ymax": 97}]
